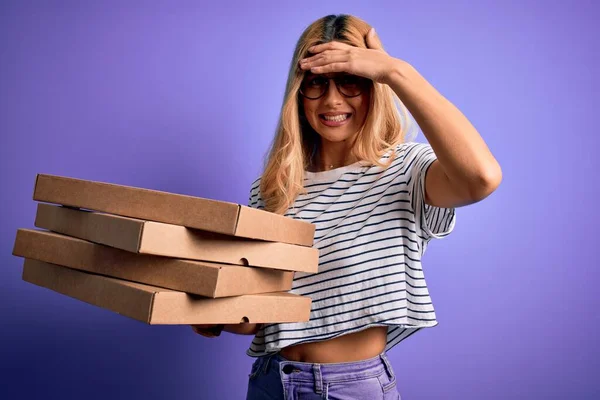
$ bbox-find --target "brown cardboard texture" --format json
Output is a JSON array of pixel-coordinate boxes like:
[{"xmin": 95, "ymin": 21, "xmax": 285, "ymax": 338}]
[
  {"xmin": 13, "ymin": 229, "xmax": 295, "ymax": 298},
  {"xmin": 32, "ymin": 173, "xmax": 315, "ymax": 247},
  {"xmin": 22, "ymin": 259, "xmax": 312, "ymax": 325},
  {"xmin": 34, "ymin": 203, "xmax": 318, "ymax": 273}
]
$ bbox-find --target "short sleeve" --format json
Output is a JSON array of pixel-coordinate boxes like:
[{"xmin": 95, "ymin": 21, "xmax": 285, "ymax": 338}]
[
  {"xmin": 405, "ymin": 142, "xmax": 456, "ymax": 241},
  {"xmin": 247, "ymin": 177, "xmax": 265, "ymax": 210}
]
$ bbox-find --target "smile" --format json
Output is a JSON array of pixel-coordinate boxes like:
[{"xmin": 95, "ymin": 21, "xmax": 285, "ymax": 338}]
[
  {"xmin": 321, "ymin": 113, "xmax": 350, "ymax": 122},
  {"xmin": 318, "ymin": 113, "xmax": 352, "ymax": 127}
]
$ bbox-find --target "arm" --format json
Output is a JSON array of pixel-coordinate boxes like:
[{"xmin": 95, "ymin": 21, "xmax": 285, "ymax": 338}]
[{"xmin": 384, "ymin": 60, "xmax": 502, "ymax": 208}]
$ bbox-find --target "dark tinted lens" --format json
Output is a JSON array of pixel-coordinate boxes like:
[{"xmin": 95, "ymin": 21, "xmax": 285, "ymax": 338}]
[
  {"xmin": 301, "ymin": 76, "xmax": 327, "ymax": 98},
  {"xmin": 337, "ymin": 75, "xmax": 364, "ymax": 97},
  {"xmin": 300, "ymin": 75, "xmax": 369, "ymax": 99}
]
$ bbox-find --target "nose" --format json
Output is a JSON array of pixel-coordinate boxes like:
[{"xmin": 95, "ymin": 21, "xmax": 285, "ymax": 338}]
[{"xmin": 322, "ymin": 78, "xmax": 344, "ymax": 106}]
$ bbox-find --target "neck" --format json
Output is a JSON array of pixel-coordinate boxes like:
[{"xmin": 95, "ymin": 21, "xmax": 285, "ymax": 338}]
[{"xmin": 312, "ymin": 140, "xmax": 358, "ymax": 171}]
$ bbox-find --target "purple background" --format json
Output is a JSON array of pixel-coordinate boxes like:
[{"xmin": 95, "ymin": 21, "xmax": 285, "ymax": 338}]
[{"xmin": 1, "ymin": 1, "xmax": 598, "ymax": 399}]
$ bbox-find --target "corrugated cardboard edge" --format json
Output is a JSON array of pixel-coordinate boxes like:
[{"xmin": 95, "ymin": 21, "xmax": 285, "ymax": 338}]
[
  {"xmin": 12, "ymin": 229, "xmax": 295, "ymax": 298},
  {"xmin": 34, "ymin": 203, "xmax": 144, "ymax": 253},
  {"xmin": 235, "ymin": 205, "xmax": 315, "ymax": 247},
  {"xmin": 140, "ymin": 221, "xmax": 319, "ymax": 273},
  {"xmin": 149, "ymin": 291, "xmax": 312, "ymax": 325},
  {"xmin": 22, "ymin": 259, "xmax": 156, "ymax": 323}
]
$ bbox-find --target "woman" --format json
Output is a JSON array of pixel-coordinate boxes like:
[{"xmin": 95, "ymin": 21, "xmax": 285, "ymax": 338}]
[{"xmin": 193, "ymin": 14, "xmax": 501, "ymax": 399}]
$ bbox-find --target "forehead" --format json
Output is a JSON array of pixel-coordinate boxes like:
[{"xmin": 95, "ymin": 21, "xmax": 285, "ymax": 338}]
[{"xmin": 303, "ymin": 72, "xmax": 351, "ymax": 79}]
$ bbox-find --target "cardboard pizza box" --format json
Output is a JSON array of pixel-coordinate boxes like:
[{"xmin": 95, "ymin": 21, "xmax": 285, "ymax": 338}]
[
  {"xmin": 34, "ymin": 203, "xmax": 318, "ymax": 273},
  {"xmin": 32, "ymin": 173, "xmax": 315, "ymax": 247},
  {"xmin": 22, "ymin": 259, "xmax": 312, "ymax": 325}
]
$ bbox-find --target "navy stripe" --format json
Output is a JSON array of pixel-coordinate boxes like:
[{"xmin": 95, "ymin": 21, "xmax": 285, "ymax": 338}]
[
  {"xmin": 319, "ymin": 232, "xmax": 419, "ymax": 265},
  {"xmin": 313, "ymin": 208, "xmax": 426, "ymax": 243},
  {"xmin": 312, "ymin": 217, "xmax": 420, "ymax": 251},
  {"xmin": 293, "ymin": 160, "xmax": 410, "ymax": 208},
  {"xmin": 308, "ymin": 277, "xmax": 428, "ymax": 304},
  {"xmin": 294, "ymin": 254, "xmax": 424, "ymax": 285},
  {"xmin": 285, "ymin": 184, "xmax": 410, "ymax": 218},
  {"xmin": 317, "ymin": 243, "xmax": 417, "ymax": 269},
  {"xmin": 298, "ymin": 272, "xmax": 431, "ymax": 299},
  {"xmin": 262, "ymin": 298, "xmax": 434, "ymax": 336},
  {"xmin": 261, "ymin": 288, "xmax": 434, "ymax": 331},
  {"xmin": 292, "ymin": 260, "xmax": 423, "ymax": 292},
  {"xmin": 318, "ymin": 227, "xmax": 419, "ymax": 258}
]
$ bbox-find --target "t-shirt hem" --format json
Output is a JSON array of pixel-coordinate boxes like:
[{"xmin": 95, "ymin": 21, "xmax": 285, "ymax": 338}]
[{"xmin": 245, "ymin": 320, "xmax": 438, "ymax": 358}]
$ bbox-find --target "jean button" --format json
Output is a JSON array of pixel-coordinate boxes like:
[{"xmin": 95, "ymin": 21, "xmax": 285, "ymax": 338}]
[{"xmin": 282, "ymin": 364, "xmax": 294, "ymax": 374}]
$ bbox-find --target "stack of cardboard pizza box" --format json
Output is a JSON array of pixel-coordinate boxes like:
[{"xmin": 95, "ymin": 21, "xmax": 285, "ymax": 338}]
[{"xmin": 12, "ymin": 174, "xmax": 317, "ymax": 327}]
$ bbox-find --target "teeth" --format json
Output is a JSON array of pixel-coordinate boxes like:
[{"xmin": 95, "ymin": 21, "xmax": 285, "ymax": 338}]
[{"xmin": 323, "ymin": 114, "xmax": 349, "ymax": 122}]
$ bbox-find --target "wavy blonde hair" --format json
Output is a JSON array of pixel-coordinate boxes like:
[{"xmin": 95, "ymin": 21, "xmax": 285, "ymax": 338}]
[{"xmin": 260, "ymin": 14, "xmax": 415, "ymax": 215}]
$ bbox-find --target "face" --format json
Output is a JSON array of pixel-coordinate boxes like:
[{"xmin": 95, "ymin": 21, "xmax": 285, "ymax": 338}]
[{"xmin": 300, "ymin": 72, "xmax": 371, "ymax": 144}]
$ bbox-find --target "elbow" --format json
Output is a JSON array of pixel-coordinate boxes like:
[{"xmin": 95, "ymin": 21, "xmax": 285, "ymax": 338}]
[{"xmin": 468, "ymin": 163, "xmax": 503, "ymax": 202}]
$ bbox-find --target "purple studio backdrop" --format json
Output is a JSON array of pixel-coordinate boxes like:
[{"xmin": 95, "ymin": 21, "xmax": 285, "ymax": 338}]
[{"xmin": 0, "ymin": 1, "xmax": 598, "ymax": 399}]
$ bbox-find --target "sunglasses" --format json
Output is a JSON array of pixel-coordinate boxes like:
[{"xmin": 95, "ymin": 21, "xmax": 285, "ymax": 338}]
[{"xmin": 299, "ymin": 74, "xmax": 371, "ymax": 100}]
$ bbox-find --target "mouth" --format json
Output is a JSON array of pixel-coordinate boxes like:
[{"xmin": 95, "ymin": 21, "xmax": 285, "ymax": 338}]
[{"xmin": 318, "ymin": 113, "xmax": 352, "ymax": 126}]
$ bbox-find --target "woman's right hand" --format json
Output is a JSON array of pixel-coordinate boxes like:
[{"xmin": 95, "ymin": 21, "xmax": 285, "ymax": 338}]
[
  {"xmin": 190, "ymin": 323, "xmax": 263, "ymax": 337},
  {"xmin": 190, "ymin": 324, "xmax": 224, "ymax": 338}
]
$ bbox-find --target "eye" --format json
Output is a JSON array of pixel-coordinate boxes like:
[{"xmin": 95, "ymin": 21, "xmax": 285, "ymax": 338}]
[
  {"xmin": 340, "ymin": 75, "xmax": 360, "ymax": 85},
  {"xmin": 307, "ymin": 77, "xmax": 326, "ymax": 86}
]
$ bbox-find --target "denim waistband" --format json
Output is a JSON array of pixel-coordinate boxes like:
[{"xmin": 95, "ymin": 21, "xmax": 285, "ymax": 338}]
[{"xmin": 263, "ymin": 351, "xmax": 394, "ymax": 385}]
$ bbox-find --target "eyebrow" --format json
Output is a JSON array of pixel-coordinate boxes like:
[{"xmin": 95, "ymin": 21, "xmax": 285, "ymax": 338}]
[{"xmin": 304, "ymin": 72, "xmax": 349, "ymax": 79}]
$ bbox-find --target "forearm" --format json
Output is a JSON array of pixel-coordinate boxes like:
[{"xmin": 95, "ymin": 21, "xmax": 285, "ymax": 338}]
[{"xmin": 385, "ymin": 60, "xmax": 502, "ymax": 194}]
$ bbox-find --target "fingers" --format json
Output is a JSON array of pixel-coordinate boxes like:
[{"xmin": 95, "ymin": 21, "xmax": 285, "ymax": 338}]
[
  {"xmin": 308, "ymin": 41, "xmax": 343, "ymax": 54},
  {"xmin": 309, "ymin": 62, "xmax": 347, "ymax": 74},
  {"xmin": 191, "ymin": 324, "xmax": 222, "ymax": 338},
  {"xmin": 191, "ymin": 324, "xmax": 215, "ymax": 330},
  {"xmin": 299, "ymin": 53, "xmax": 348, "ymax": 72},
  {"xmin": 365, "ymin": 28, "xmax": 382, "ymax": 50}
]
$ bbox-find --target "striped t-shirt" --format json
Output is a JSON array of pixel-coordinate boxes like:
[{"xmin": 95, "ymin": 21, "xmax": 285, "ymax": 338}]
[{"xmin": 246, "ymin": 141, "xmax": 456, "ymax": 358}]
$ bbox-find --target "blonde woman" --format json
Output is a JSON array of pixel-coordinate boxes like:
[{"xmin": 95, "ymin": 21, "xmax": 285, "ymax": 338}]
[{"xmin": 193, "ymin": 14, "xmax": 501, "ymax": 399}]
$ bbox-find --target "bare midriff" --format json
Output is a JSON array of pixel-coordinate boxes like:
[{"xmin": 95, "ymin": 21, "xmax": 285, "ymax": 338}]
[{"xmin": 278, "ymin": 326, "xmax": 388, "ymax": 364}]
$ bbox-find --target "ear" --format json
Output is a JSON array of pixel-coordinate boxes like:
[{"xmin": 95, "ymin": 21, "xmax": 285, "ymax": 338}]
[{"xmin": 365, "ymin": 28, "xmax": 383, "ymax": 51}]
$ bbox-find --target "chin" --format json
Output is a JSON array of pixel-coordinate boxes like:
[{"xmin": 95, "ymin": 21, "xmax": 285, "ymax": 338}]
[{"xmin": 318, "ymin": 128, "xmax": 359, "ymax": 142}]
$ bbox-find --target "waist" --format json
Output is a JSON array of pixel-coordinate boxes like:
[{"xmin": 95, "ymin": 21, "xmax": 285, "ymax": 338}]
[{"xmin": 278, "ymin": 325, "xmax": 388, "ymax": 363}]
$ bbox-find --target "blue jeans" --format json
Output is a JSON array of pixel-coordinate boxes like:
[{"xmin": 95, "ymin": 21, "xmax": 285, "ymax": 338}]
[{"xmin": 245, "ymin": 351, "xmax": 401, "ymax": 399}]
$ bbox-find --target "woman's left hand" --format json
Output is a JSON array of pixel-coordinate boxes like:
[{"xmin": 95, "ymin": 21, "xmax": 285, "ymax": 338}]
[{"xmin": 298, "ymin": 28, "xmax": 402, "ymax": 85}]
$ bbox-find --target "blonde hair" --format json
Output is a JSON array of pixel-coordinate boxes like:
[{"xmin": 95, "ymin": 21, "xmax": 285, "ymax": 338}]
[{"xmin": 260, "ymin": 14, "xmax": 415, "ymax": 215}]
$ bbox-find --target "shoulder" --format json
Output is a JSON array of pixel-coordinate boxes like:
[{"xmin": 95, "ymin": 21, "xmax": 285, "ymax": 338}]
[
  {"xmin": 393, "ymin": 141, "xmax": 436, "ymax": 170},
  {"xmin": 383, "ymin": 141, "xmax": 433, "ymax": 172},
  {"xmin": 250, "ymin": 176, "xmax": 262, "ymax": 192},
  {"xmin": 248, "ymin": 176, "xmax": 264, "ymax": 207},
  {"xmin": 394, "ymin": 141, "xmax": 432, "ymax": 156}
]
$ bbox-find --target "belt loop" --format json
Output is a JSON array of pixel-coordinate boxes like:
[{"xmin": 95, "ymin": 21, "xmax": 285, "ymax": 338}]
[
  {"xmin": 313, "ymin": 364, "xmax": 323, "ymax": 394},
  {"xmin": 380, "ymin": 353, "xmax": 394, "ymax": 380}
]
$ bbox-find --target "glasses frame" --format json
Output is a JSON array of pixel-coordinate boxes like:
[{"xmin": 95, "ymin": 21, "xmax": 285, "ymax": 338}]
[{"xmin": 299, "ymin": 74, "xmax": 371, "ymax": 100}]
